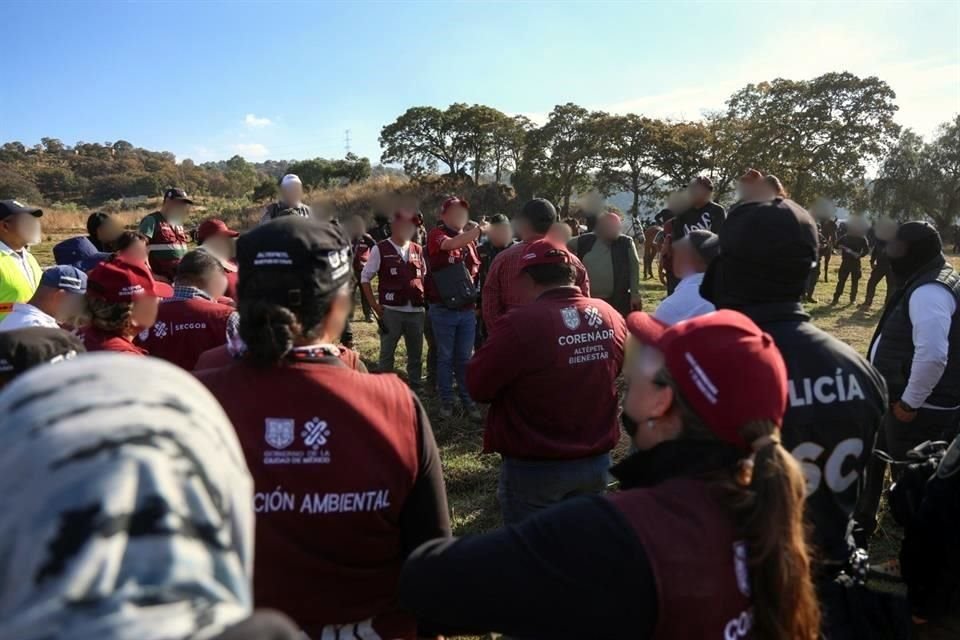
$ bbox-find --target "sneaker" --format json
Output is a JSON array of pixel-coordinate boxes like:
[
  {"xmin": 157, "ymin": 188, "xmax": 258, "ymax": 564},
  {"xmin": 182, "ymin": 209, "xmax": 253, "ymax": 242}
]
[{"xmin": 438, "ymin": 404, "xmax": 454, "ymax": 420}]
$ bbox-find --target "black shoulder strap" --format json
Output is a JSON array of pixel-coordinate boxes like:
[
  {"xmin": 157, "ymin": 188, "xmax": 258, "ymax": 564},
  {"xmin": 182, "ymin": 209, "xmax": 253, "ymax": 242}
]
[{"xmin": 575, "ymin": 233, "xmax": 597, "ymax": 260}]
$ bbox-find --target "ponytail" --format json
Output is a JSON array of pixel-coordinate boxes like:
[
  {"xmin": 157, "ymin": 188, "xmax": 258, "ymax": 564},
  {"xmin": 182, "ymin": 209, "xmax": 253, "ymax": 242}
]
[{"xmin": 734, "ymin": 421, "xmax": 820, "ymax": 640}]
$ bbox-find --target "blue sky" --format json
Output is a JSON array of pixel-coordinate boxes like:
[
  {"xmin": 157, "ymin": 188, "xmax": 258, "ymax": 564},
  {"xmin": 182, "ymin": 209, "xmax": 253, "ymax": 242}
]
[{"xmin": 2, "ymin": 1, "xmax": 958, "ymax": 165}]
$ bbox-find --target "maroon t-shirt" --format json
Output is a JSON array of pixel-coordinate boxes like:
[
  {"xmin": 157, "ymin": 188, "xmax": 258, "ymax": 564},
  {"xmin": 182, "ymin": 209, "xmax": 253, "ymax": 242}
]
[
  {"xmin": 136, "ymin": 297, "xmax": 235, "ymax": 370},
  {"xmin": 197, "ymin": 360, "xmax": 423, "ymax": 638},
  {"xmin": 80, "ymin": 327, "xmax": 148, "ymax": 355},
  {"xmin": 425, "ymin": 225, "xmax": 480, "ymax": 309},
  {"xmin": 468, "ymin": 286, "xmax": 625, "ymax": 460}
]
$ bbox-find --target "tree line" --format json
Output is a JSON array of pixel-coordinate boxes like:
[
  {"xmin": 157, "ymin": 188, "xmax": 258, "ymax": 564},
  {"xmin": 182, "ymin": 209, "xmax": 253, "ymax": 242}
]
[
  {"xmin": 380, "ymin": 72, "xmax": 958, "ymax": 223},
  {"xmin": 0, "ymin": 139, "xmax": 372, "ymax": 207}
]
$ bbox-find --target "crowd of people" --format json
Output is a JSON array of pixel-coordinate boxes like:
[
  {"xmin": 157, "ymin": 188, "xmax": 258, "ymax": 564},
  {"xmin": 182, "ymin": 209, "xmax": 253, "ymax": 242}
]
[{"xmin": 0, "ymin": 164, "xmax": 958, "ymax": 640}]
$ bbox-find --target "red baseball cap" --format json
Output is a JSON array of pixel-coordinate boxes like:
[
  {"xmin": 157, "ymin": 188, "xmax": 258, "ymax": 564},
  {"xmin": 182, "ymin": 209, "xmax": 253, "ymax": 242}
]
[
  {"xmin": 520, "ymin": 239, "xmax": 572, "ymax": 269},
  {"xmin": 625, "ymin": 309, "xmax": 787, "ymax": 451},
  {"xmin": 392, "ymin": 209, "xmax": 423, "ymax": 226},
  {"xmin": 86, "ymin": 258, "xmax": 158, "ymax": 303},
  {"xmin": 440, "ymin": 196, "xmax": 469, "ymax": 216},
  {"xmin": 197, "ymin": 219, "xmax": 240, "ymax": 245}
]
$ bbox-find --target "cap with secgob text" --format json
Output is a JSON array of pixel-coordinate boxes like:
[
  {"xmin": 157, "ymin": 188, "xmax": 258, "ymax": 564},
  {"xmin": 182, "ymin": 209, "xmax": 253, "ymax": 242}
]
[
  {"xmin": 40, "ymin": 265, "xmax": 88, "ymax": 294},
  {"xmin": 197, "ymin": 219, "xmax": 240, "ymax": 245},
  {"xmin": 0, "ymin": 327, "xmax": 85, "ymax": 377},
  {"xmin": 163, "ymin": 188, "xmax": 194, "ymax": 205},
  {"xmin": 625, "ymin": 309, "xmax": 788, "ymax": 451},
  {"xmin": 0, "ymin": 200, "xmax": 43, "ymax": 220},
  {"xmin": 520, "ymin": 239, "xmax": 572, "ymax": 269},
  {"xmin": 86, "ymin": 259, "xmax": 158, "ymax": 303},
  {"xmin": 237, "ymin": 217, "xmax": 352, "ymax": 307}
]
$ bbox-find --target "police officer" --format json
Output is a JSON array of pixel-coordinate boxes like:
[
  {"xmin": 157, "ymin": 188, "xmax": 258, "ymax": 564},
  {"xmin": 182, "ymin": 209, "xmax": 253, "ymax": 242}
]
[
  {"xmin": 137, "ymin": 250, "xmax": 236, "ymax": 370},
  {"xmin": 862, "ymin": 217, "xmax": 897, "ymax": 309},
  {"xmin": 138, "ymin": 188, "xmax": 192, "ymax": 282},
  {"xmin": 197, "ymin": 217, "xmax": 449, "ymax": 639},
  {"xmin": 858, "ymin": 222, "xmax": 960, "ymax": 541},
  {"xmin": 260, "ymin": 174, "xmax": 312, "ymax": 224},
  {"xmin": 401, "ymin": 311, "xmax": 820, "ymax": 640},
  {"xmin": 832, "ymin": 217, "xmax": 870, "ymax": 305},
  {"xmin": 699, "ymin": 199, "xmax": 887, "ymax": 634},
  {"xmin": 467, "ymin": 239, "xmax": 626, "ymax": 523}
]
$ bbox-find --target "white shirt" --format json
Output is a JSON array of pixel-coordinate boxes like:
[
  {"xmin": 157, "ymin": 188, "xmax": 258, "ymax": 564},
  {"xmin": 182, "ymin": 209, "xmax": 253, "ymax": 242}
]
[
  {"xmin": 0, "ymin": 303, "xmax": 58, "ymax": 331},
  {"xmin": 360, "ymin": 240, "xmax": 422, "ymax": 313},
  {"xmin": 654, "ymin": 272, "xmax": 715, "ymax": 325},
  {"xmin": 870, "ymin": 283, "xmax": 958, "ymax": 409},
  {"xmin": 0, "ymin": 240, "xmax": 37, "ymax": 288}
]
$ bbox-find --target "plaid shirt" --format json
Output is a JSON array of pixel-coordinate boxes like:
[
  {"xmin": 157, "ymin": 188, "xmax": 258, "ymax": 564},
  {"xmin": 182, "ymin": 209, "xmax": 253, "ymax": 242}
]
[
  {"xmin": 481, "ymin": 238, "xmax": 591, "ymax": 330},
  {"xmin": 171, "ymin": 285, "xmax": 240, "ymax": 342}
]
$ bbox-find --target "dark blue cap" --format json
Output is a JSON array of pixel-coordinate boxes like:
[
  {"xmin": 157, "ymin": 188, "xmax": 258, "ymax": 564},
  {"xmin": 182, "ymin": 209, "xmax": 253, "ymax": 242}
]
[
  {"xmin": 40, "ymin": 265, "xmax": 87, "ymax": 294},
  {"xmin": 52, "ymin": 236, "xmax": 111, "ymax": 271}
]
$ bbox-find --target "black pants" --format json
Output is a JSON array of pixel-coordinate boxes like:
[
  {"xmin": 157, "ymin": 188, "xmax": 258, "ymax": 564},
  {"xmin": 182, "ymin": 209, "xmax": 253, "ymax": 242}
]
[
  {"xmin": 855, "ymin": 408, "xmax": 960, "ymax": 538},
  {"xmin": 834, "ymin": 260, "xmax": 862, "ymax": 302},
  {"xmin": 864, "ymin": 264, "xmax": 891, "ymax": 306},
  {"xmin": 806, "ymin": 265, "xmax": 821, "ymax": 298}
]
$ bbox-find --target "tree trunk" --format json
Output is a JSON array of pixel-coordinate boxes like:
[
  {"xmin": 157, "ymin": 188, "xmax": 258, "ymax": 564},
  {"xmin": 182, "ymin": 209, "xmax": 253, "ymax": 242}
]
[{"xmin": 563, "ymin": 192, "xmax": 572, "ymax": 216}]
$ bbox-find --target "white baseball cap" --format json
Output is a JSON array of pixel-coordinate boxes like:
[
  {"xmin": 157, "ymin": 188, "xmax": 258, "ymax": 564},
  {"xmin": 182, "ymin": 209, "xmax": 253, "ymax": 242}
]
[{"xmin": 280, "ymin": 174, "xmax": 302, "ymax": 188}]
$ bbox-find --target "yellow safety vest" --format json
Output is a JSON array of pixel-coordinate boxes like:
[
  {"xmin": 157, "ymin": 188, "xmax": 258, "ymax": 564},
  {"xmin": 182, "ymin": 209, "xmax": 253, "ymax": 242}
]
[{"xmin": 0, "ymin": 250, "xmax": 42, "ymax": 319}]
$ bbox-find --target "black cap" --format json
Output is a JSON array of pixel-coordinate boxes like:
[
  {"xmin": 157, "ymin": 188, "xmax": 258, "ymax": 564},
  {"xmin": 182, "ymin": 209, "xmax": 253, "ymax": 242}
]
[
  {"xmin": 0, "ymin": 199, "xmax": 43, "ymax": 220},
  {"xmin": 684, "ymin": 229, "xmax": 720, "ymax": 263},
  {"xmin": 896, "ymin": 220, "xmax": 940, "ymax": 246},
  {"xmin": 163, "ymin": 188, "xmax": 194, "ymax": 205},
  {"xmin": 237, "ymin": 217, "xmax": 351, "ymax": 307},
  {"xmin": 0, "ymin": 328, "xmax": 84, "ymax": 377},
  {"xmin": 490, "ymin": 213, "xmax": 510, "ymax": 225},
  {"xmin": 721, "ymin": 199, "xmax": 818, "ymax": 269}
]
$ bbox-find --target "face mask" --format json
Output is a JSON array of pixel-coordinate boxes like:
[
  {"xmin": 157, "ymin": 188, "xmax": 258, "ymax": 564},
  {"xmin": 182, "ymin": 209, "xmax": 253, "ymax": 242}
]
[{"xmin": 15, "ymin": 216, "xmax": 41, "ymax": 245}]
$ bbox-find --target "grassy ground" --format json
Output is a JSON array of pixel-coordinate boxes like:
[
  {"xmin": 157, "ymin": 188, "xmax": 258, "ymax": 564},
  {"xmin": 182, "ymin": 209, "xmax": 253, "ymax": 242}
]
[{"xmin": 32, "ymin": 229, "xmax": 957, "ymax": 637}]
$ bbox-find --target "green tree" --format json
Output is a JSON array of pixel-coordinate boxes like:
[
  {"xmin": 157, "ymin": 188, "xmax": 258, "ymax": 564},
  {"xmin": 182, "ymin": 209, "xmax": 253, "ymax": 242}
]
[
  {"xmin": 379, "ymin": 105, "xmax": 471, "ymax": 176},
  {"xmin": 872, "ymin": 129, "xmax": 925, "ymax": 218},
  {"xmin": 915, "ymin": 116, "xmax": 960, "ymax": 230},
  {"xmin": 288, "ymin": 158, "xmax": 334, "ymax": 189},
  {"xmin": 649, "ymin": 121, "xmax": 712, "ymax": 189},
  {"xmin": 595, "ymin": 114, "xmax": 664, "ymax": 214},
  {"xmin": 253, "ymin": 177, "xmax": 279, "ymax": 202},
  {"xmin": 223, "ymin": 155, "xmax": 259, "ymax": 197},
  {"xmin": 0, "ymin": 166, "xmax": 41, "ymax": 202}
]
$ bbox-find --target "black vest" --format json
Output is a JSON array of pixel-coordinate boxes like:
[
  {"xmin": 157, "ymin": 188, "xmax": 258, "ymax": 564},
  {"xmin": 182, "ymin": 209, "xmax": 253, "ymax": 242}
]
[
  {"xmin": 575, "ymin": 233, "xmax": 632, "ymax": 315},
  {"xmin": 871, "ymin": 261, "xmax": 960, "ymax": 407}
]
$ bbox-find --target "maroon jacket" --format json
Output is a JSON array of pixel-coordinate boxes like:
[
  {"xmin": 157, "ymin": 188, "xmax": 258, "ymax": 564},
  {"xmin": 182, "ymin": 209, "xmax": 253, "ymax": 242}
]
[
  {"xmin": 468, "ymin": 286, "xmax": 626, "ymax": 460},
  {"xmin": 377, "ymin": 240, "xmax": 425, "ymax": 307},
  {"xmin": 425, "ymin": 225, "xmax": 480, "ymax": 309},
  {"xmin": 137, "ymin": 297, "xmax": 235, "ymax": 370},
  {"xmin": 607, "ymin": 478, "xmax": 753, "ymax": 640},
  {"xmin": 81, "ymin": 327, "xmax": 148, "ymax": 355},
  {"xmin": 193, "ymin": 343, "xmax": 365, "ymax": 373},
  {"xmin": 198, "ymin": 359, "xmax": 443, "ymax": 639}
]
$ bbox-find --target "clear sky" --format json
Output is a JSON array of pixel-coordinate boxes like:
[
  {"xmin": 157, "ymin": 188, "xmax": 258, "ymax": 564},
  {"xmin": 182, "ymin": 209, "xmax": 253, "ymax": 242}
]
[{"xmin": 2, "ymin": 0, "xmax": 958, "ymax": 165}]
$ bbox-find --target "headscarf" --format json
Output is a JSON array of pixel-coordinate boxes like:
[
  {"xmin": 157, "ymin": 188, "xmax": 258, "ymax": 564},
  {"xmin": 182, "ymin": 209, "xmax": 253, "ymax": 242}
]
[{"xmin": 0, "ymin": 353, "xmax": 254, "ymax": 640}]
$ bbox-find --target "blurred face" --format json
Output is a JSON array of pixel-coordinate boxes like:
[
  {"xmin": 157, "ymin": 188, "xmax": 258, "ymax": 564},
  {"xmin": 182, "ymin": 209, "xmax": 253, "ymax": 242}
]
[
  {"xmin": 207, "ymin": 269, "xmax": 229, "ymax": 299},
  {"xmin": 163, "ymin": 201, "xmax": 190, "ymax": 224},
  {"xmin": 688, "ymin": 181, "xmax": 710, "ymax": 206},
  {"xmin": 671, "ymin": 238, "xmax": 701, "ymax": 279},
  {"xmin": 281, "ymin": 182, "xmax": 304, "ymax": 206},
  {"xmin": 391, "ymin": 219, "xmax": 416, "ymax": 243},
  {"xmin": 203, "ymin": 235, "xmax": 236, "ymax": 259},
  {"xmin": 346, "ymin": 215, "xmax": 366, "ymax": 239},
  {"xmin": 488, "ymin": 223, "xmax": 514, "ymax": 248},
  {"xmin": 97, "ymin": 217, "xmax": 123, "ymax": 246},
  {"xmin": 2, "ymin": 213, "xmax": 42, "ymax": 246},
  {"xmin": 667, "ymin": 191, "xmax": 690, "ymax": 213},
  {"xmin": 736, "ymin": 179, "xmax": 762, "ymax": 203},
  {"xmin": 119, "ymin": 239, "xmax": 149, "ymax": 264},
  {"xmin": 53, "ymin": 291, "xmax": 86, "ymax": 324},
  {"xmin": 131, "ymin": 295, "xmax": 160, "ymax": 330},
  {"xmin": 623, "ymin": 345, "xmax": 681, "ymax": 450},
  {"xmin": 596, "ymin": 215, "xmax": 621, "ymax": 241},
  {"xmin": 442, "ymin": 205, "xmax": 470, "ymax": 231},
  {"xmin": 547, "ymin": 222, "xmax": 572, "ymax": 245}
]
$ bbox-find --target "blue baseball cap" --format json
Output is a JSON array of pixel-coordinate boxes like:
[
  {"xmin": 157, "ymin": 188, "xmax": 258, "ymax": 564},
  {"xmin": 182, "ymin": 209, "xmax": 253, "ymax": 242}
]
[
  {"xmin": 40, "ymin": 265, "xmax": 88, "ymax": 294},
  {"xmin": 52, "ymin": 236, "xmax": 111, "ymax": 271}
]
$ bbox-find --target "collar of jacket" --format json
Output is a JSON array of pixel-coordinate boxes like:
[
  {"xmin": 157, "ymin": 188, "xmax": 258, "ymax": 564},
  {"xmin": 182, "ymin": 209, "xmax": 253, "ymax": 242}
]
[
  {"xmin": 535, "ymin": 286, "xmax": 582, "ymax": 302},
  {"xmin": 610, "ymin": 439, "xmax": 742, "ymax": 490},
  {"xmin": 732, "ymin": 301, "xmax": 810, "ymax": 325}
]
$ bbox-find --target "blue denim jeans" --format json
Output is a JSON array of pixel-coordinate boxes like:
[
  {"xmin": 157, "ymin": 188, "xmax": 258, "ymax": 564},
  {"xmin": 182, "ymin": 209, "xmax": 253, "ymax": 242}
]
[
  {"xmin": 497, "ymin": 453, "xmax": 611, "ymax": 525},
  {"xmin": 428, "ymin": 305, "xmax": 476, "ymax": 406}
]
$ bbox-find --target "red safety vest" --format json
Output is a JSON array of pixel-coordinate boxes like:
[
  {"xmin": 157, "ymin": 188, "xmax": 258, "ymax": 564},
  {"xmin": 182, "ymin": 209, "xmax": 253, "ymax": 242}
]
[
  {"xmin": 377, "ymin": 240, "xmax": 425, "ymax": 307},
  {"xmin": 137, "ymin": 297, "xmax": 234, "ymax": 370},
  {"xmin": 607, "ymin": 478, "xmax": 754, "ymax": 640},
  {"xmin": 197, "ymin": 360, "xmax": 420, "ymax": 639}
]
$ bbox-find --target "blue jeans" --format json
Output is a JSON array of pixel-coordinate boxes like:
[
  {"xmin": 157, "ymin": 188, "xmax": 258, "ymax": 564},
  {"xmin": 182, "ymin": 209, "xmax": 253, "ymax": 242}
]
[
  {"xmin": 428, "ymin": 305, "xmax": 476, "ymax": 405},
  {"xmin": 497, "ymin": 453, "xmax": 611, "ymax": 525}
]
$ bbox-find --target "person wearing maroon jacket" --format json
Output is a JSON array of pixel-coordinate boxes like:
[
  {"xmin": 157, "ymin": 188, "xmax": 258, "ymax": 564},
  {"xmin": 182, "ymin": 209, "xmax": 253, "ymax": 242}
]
[
  {"xmin": 401, "ymin": 311, "xmax": 820, "ymax": 640},
  {"xmin": 481, "ymin": 198, "xmax": 590, "ymax": 331},
  {"xmin": 467, "ymin": 239, "xmax": 626, "ymax": 523},
  {"xmin": 197, "ymin": 218, "xmax": 240, "ymax": 300},
  {"xmin": 346, "ymin": 214, "xmax": 376, "ymax": 322},
  {"xmin": 80, "ymin": 258, "xmax": 160, "ymax": 355},
  {"xmin": 197, "ymin": 217, "xmax": 450, "ymax": 640},
  {"xmin": 426, "ymin": 196, "xmax": 483, "ymax": 420},
  {"xmin": 137, "ymin": 250, "xmax": 237, "ymax": 370}
]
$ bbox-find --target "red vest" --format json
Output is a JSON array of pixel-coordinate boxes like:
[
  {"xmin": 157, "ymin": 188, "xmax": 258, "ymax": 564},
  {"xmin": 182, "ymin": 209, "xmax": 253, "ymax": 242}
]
[
  {"xmin": 143, "ymin": 212, "xmax": 190, "ymax": 281},
  {"xmin": 377, "ymin": 240, "xmax": 425, "ymax": 307},
  {"xmin": 137, "ymin": 298, "xmax": 234, "ymax": 370},
  {"xmin": 197, "ymin": 361, "xmax": 420, "ymax": 639},
  {"xmin": 607, "ymin": 478, "xmax": 753, "ymax": 640},
  {"xmin": 80, "ymin": 327, "xmax": 148, "ymax": 355}
]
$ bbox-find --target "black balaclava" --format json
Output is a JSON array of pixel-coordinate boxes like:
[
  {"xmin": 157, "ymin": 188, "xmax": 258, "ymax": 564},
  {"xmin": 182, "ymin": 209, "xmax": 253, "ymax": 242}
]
[{"xmin": 889, "ymin": 221, "xmax": 944, "ymax": 279}]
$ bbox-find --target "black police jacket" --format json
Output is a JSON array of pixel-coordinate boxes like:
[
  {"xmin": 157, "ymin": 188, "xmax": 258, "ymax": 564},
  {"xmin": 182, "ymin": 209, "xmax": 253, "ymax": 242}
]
[{"xmin": 739, "ymin": 302, "xmax": 888, "ymax": 564}]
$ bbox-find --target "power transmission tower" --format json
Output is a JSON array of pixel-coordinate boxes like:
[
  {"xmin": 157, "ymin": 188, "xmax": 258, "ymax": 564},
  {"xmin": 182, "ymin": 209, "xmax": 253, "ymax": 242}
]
[{"xmin": 344, "ymin": 129, "xmax": 351, "ymax": 156}]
